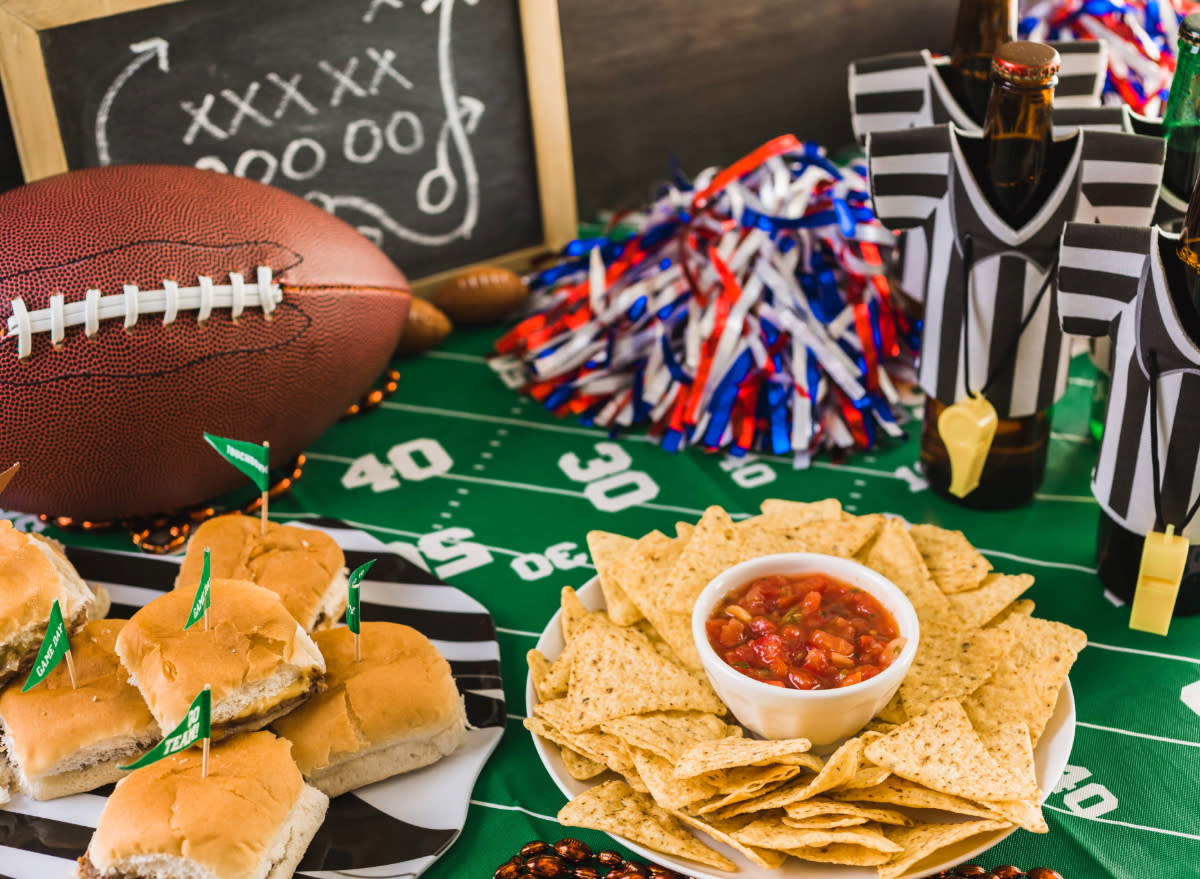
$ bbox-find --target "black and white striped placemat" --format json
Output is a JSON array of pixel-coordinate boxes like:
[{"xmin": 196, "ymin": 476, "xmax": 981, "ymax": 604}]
[{"xmin": 0, "ymin": 517, "xmax": 505, "ymax": 879}]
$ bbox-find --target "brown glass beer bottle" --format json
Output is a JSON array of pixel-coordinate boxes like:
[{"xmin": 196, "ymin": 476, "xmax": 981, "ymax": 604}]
[
  {"xmin": 921, "ymin": 42, "xmax": 1060, "ymax": 509},
  {"xmin": 943, "ymin": 0, "xmax": 1017, "ymax": 126}
]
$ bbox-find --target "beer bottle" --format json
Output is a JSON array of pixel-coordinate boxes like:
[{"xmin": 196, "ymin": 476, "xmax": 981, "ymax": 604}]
[
  {"xmin": 1092, "ymin": 107, "xmax": 1200, "ymax": 616},
  {"xmin": 1161, "ymin": 14, "xmax": 1200, "ymax": 208},
  {"xmin": 943, "ymin": 0, "xmax": 1017, "ymax": 126},
  {"xmin": 921, "ymin": 42, "xmax": 1060, "ymax": 509}
]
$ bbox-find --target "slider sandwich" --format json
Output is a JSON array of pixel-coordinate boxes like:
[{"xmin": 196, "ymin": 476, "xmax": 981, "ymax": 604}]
[
  {"xmin": 76, "ymin": 731, "xmax": 328, "ymax": 879},
  {"xmin": 176, "ymin": 514, "xmax": 348, "ymax": 632},
  {"xmin": 0, "ymin": 520, "xmax": 102, "ymax": 688},
  {"xmin": 272, "ymin": 622, "xmax": 466, "ymax": 796},
  {"xmin": 0, "ymin": 620, "xmax": 160, "ymax": 799},
  {"xmin": 116, "ymin": 580, "xmax": 326, "ymax": 737}
]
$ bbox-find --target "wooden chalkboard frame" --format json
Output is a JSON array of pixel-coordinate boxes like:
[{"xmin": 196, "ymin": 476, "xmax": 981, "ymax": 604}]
[{"xmin": 0, "ymin": 0, "xmax": 577, "ymax": 291}]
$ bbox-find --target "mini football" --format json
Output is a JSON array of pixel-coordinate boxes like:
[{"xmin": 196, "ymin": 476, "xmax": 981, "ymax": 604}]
[{"xmin": 0, "ymin": 165, "xmax": 411, "ymax": 521}]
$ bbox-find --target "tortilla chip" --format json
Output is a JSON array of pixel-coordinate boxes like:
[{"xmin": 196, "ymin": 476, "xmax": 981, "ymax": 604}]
[
  {"xmin": 674, "ymin": 736, "xmax": 814, "ymax": 778},
  {"xmin": 531, "ymin": 698, "xmax": 585, "ymax": 733},
  {"xmin": 759, "ymin": 498, "xmax": 843, "ymax": 523},
  {"xmin": 676, "ymin": 521, "xmax": 695, "ymax": 541},
  {"xmin": 740, "ymin": 515, "xmax": 884, "ymax": 562},
  {"xmin": 909, "ymin": 524, "xmax": 992, "ymax": 593},
  {"xmin": 628, "ymin": 747, "xmax": 720, "ymax": 809},
  {"xmin": 528, "ymin": 648, "xmax": 567, "ymax": 702},
  {"xmin": 697, "ymin": 769, "xmax": 800, "ymax": 814},
  {"xmin": 562, "ymin": 613, "xmax": 726, "ymax": 731},
  {"xmin": 587, "ymin": 530, "xmax": 643, "ymax": 625},
  {"xmin": 671, "ymin": 811, "xmax": 788, "ymax": 869},
  {"xmin": 859, "ymin": 518, "xmax": 960, "ymax": 626},
  {"xmin": 557, "ymin": 780, "xmax": 736, "ymax": 871},
  {"xmin": 838, "ymin": 764, "xmax": 893, "ymax": 790},
  {"xmin": 833, "ymin": 776, "xmax": 1000, "ymax": 818},
  {"xmin": 784, "ymin": 843, "xmax": 892, "ymax": 866},
  {"xmin": 864, "ymin": 699, "xmax": 1036, "ymax": 802},
  {"xmin": 900, "ymin": 623, "xmax": 1014, "ymax": 719},
  {"xmin": 601, "ymin": 712, "xmax": 734, "ymax": 764},
  {"xmin": 978, "ymin": 721, "xmax": 1047, "ymax": 833},
  {"xmin": 964, "ymin": 614, "xmax": 1086, "ymax": 744},
  {"xmin": 524, "ymin": 715, "xmax": 636, "ymax": 776},
  {"xmin": 733, "ymin": 820, "xmax": 901, "ymax": 853},
  {"xmin": 878, "ymin": 819, "xmax": 1011, "ymax": 879},
  {"xmin": 561, "ymin": 745, "xmax": 607, "ymax": 780},
  {"xmin": 716, "ymin": 736, "xmax": 864, "ymax": 817},
  {"xmin": 663, "ymin": 506, "xmax": 742, "ymax": 609},
  {"xmin": 781, "ymin": 815, "xmax": 869, "ymax": 829},
  {"xmin": 875, "ymin": 692, "xmax": 908, "ymax": 725},
  {"xmin": 560, "ymin": 586, "xmax": 590, "ymax": 641},
  {"xmin": 609, "ymin": 530, "xmax": 700, "ymax": 668},
  {"xmin": 948, "ymin": 573, "xmax": 1035, "ymax": 629},
  {"xmin": 783, "ymin": 797, "xmax": 913, "ymax": 826},
  {"xmin": 986, "ymin": 598, "xmax": 1036, "ymax": 628}
]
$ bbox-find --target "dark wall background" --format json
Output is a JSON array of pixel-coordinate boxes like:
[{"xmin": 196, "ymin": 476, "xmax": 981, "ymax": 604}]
[
  {"xmin": 0, "ymin": 0, "xmax": 957, "ymax": 218},
  {"xmin": 559, "ymin": 0, "xmax": 958, "ymax": 217}
]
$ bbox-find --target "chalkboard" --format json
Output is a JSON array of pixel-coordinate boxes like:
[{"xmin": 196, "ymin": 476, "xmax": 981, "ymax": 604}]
[{"xmin": 0, "ymin": 0, "xmax": 576, "ymax": 286}]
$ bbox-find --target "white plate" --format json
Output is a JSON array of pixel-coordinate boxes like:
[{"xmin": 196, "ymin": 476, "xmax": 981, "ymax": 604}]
[{"xmin": 527, "ymin": 577, "xmax": 1076, "ymax": 879}]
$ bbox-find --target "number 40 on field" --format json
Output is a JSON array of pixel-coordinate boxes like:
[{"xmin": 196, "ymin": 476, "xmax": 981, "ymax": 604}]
[{"xmin": 341, "ymin": 438, "xmax": 453, "ymax": 492}]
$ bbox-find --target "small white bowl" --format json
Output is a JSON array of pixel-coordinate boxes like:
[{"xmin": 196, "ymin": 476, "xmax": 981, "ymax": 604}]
[{"xmin": 692, "ymin": 552, "xmax": 920, "ymax": 746}]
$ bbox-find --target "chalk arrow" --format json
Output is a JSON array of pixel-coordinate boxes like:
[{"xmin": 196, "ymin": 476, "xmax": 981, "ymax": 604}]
[
  {"xmin": 95, "ymin": 37, "xmax": 171, "ymax": 166},
  {"xmin": 457, "ymin": 96, "xmax": 484, "ymax": 135}
]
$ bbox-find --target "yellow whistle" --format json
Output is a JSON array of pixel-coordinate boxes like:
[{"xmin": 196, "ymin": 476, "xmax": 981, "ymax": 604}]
[
  {"xmin": 937, "ymin": 392, "xmax": 998, "ymax": 498},
  {"xmin": 1129, "ymin": 525, "xmax": 1190, "ymax": 637}
]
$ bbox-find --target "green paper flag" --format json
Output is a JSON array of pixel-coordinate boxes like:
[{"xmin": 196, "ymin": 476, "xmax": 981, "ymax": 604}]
[
  {"xmin": 120, "ymin": 687, "xmax": 211, "ymax": 771},
  {"xmin": 203, "ymin": 432, "xmax": 269, "ymax": 491},
  {"xmin": 346, "ymin": 559, "xmax": 376, "ymax": 634},
  {"xmin": 22, "ymin": 599, "xmax": 69, "ymax": 692},
  {"xmin": 185, "ymin": 548, "xmax": 212, "ymax": 630}
]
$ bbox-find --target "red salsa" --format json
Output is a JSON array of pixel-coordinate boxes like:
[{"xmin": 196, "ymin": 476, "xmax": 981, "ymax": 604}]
[{"xmin": 706, "ymin": 572, "xmax": 905, "ymax": 690}]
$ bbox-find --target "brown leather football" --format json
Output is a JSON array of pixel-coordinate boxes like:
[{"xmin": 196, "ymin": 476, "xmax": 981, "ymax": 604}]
[{"xmin": 0, "ymin": 165, "xmax": 410, "ymax": 521}]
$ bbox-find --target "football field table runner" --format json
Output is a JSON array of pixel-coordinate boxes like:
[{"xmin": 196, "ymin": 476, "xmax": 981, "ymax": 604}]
[{"xmin": 42, "ymin": 327, "xmax": 1200, "ymax": 879}]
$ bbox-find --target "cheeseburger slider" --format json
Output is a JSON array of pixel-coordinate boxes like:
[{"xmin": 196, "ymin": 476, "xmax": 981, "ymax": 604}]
[
  {"xmin": 76, "ymin": 731, "xmax": 328, "ymax": 879},
  {"xmin": 0, "ymin": 520, "xmax": 101, "ymax": 687},
  {"xmin": 176, "ymin": 514, "xmax": 348, "ymax": 632},
  {"xmin": 272, "ymin": 622, "xmax": 466, "ymax": 797},
  {"xmin": 116, "ymin": 580, "xmax": 325, "ymax": 737},
  {"xmin": 0, "ymin": 619, "xmax": 160, "ymax": 800}
]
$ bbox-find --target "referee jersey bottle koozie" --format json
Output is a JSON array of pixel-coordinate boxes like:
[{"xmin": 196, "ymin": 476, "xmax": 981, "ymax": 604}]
[
  {"xmin": 867, "ymin": 44, "xmax": 1166, "ymax": 508},
  {"xmin": 1058, "ymin": 221, "xmax": 1200, "ymax": 618}
]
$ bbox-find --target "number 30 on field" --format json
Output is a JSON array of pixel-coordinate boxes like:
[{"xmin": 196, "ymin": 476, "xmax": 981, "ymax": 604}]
[
  {"xmin": 341, "ymin": 438, "xmax": 453, "ymax": 492},
  {"xmin": 558, "ymin": 442, "xmax": 659, "ymax": 512}
]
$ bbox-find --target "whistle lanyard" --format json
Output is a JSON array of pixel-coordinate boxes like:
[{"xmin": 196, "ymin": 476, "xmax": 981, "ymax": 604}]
[{"xmin": 957, "ymin": 233, "xmax": 1059, "ymax": 398}]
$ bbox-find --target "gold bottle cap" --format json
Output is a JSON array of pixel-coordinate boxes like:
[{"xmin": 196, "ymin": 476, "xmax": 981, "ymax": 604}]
[
  {"xmin": 992, "ymin": 41, "xmax": 1060, "ymax": 85},
  {"xmin": 1181, "ymin": 12, "xmax": 1200, "ymax": 49}
]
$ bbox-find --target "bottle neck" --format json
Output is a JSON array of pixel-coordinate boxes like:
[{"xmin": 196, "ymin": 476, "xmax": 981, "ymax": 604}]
[
  {"xmin": 980, "ymin": 78, "xmax": 1055, "ymax": 227},
  {"xmin": 1163, "ymin": 42, "xmax": 1200, "ymax": 200},
  {"xmin": 946, "ymin": 0, "xmax": 1016, "ymax": 125}
]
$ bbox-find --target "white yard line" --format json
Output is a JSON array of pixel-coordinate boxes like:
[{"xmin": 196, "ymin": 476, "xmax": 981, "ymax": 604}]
[
  {"xmin": 1051, "ymin": 432, "xmax": 1092, "ymax": 445},
  {"xmin": 977, "ymin": 548, "xmax": 1097, "ymax": 574},
  {"xmin": 470, "ymin": 799, "xmax": 560, "ymax": 822},
  {"xmin": 1034, "ymin": 492, "xmax": 1096, "ymax": 504},
  {"xmin": 1043, "ymin": 804, "xmax": 1200, "ymax": 842},
  {"xmin": 496, "ymin": 626, "xmax": 542, "ymax": 638},
  {"xmin": 1076, "ymin": 722, "xmax": 1200, "ymax": 749},
  {"xmin": 381, "ymin": 401, "xmax": 655, "ymax": 442},
  {"xmin": 1068, "ymin": 376, "xmax": 1095, "ymax": 388},
  {"xmin": 424, "ymin": 351, "xmax": 488, "ymax": 363},
  {"xmin": 1085, "ymin": 642, "xmax": 1200, "ymax": 664}
]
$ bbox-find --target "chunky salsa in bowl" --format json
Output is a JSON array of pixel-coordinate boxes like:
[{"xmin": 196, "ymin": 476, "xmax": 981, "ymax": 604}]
[
  {"xmin": 691, "ymin": 553, "xmax": 920, "ymax": 745},
  {"xmin": 705, "ymin": 571, "xmax": 906, "ymax": 691}
]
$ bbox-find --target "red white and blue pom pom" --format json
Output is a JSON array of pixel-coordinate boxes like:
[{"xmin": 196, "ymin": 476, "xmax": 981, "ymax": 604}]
[
  {"xmin": 1021, "ymin": 0, "xmax": 1200, "ymax": 115},
  {"xmin": 492, "ymin": 136, "xmax": 918, "ymax": 465}
]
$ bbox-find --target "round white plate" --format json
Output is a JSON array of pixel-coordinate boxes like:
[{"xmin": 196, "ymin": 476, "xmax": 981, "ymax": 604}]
[{"xmin": 527, "ymin": 577, "xmax": 1076, "ymax": 879}]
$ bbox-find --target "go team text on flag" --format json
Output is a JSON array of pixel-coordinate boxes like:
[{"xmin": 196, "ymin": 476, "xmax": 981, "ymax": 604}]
[{"xmin": 120, "ymin": 686, "xmax": 211, "ymax": 771}]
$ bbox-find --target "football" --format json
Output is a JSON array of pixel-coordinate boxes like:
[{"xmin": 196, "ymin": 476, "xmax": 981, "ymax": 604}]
[{"xmin": 0, "ymin": 165, "xmax": 411, "ymax": 521}]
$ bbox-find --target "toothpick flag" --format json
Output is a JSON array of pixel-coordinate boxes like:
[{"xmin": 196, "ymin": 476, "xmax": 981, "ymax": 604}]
[
  {"xmin": 120, "ymin": 686, "xmax": 211, "ymax": 771},
  {"xmin": 185, "ymin": 548, "xmax": 212, "ymax": 631},
  {"xmin": 22, "ymin": 599, "xmax": 74, "ymax": 692},
  {"xmin": 346, "ymin": 559, "xmax": 376, "ymax": 661},
  {"xmin": 203, "ymin": 433, "xmax": 272, "ymax": 534}
]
